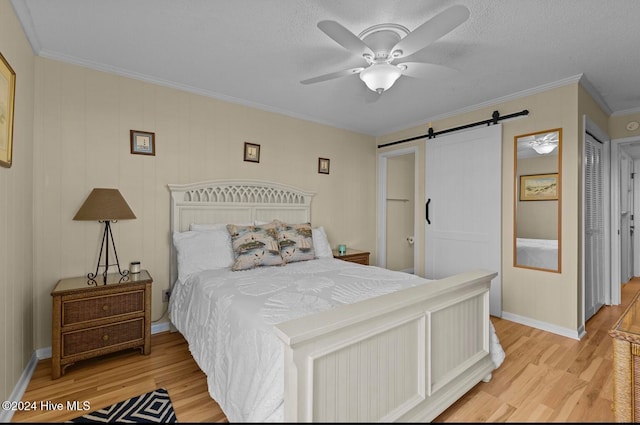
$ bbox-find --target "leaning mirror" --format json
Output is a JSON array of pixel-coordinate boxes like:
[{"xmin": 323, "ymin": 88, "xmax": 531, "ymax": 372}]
[{"xmin": 514, "ymin": 128, "xmax": 562, "ymax": 272}]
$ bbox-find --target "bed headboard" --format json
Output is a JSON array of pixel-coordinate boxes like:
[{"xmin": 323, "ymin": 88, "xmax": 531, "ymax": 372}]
[{"xmin": 168, "ymin": 179, "xmax": 315, "ymax": 285}]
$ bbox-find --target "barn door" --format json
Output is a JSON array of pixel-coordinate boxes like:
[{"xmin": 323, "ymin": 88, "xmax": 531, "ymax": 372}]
[{"xmin": 425, "ymin": 124, "xmax": 502, "ymax": 317}]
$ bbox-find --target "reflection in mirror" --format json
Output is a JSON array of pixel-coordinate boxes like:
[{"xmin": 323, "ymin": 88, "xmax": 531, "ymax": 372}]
[{"xmin": 514, "ymin": 128, "xmax": 562, "ymax": 272}]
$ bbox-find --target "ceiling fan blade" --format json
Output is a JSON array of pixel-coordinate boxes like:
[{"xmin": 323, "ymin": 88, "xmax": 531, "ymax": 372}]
[
  {"xmin": 300, "ymin": 67, "xmax": 364, "ymax": 85},
  {"xmin": 399, "ymin": 62, "xmax": 458, "ymax": 79},
  {"xmin": 392, "ymin": 5, "xmax": 470, "ymax": 58},
  {"xmin": 317, "ymin": 20, "xmax": 374, "ymax": 58}
]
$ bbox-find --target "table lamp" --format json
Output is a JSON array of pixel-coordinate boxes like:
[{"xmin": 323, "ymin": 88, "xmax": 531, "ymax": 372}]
[{"xmin": 73, "ymin": 188, "xmax": 136, "ymax": 285}]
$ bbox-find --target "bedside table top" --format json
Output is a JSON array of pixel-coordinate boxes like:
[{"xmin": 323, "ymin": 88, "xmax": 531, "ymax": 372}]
[
  {"xmin": 332, "ymin": 248, "xmax": 369, "ymax": 258},
  {"xmin": 52, "ymin": 270, "xmax": 152, "ymax": 295}
]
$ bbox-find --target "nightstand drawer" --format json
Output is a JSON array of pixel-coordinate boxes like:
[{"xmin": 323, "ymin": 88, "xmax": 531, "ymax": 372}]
[
  {"xmin": 343, "ymin": 253, "xmax": 369, "ymax": 265},
  {"xmin": 62, "ymin": 318, "xmax": 144, "ymax": 357},
  {"xmin": 333, "ymin": 248, "xmax": 370, "ymax": 265},
  {"xmin": 62, "ymin": 290, "xmax": 144, "ymax": 326}
]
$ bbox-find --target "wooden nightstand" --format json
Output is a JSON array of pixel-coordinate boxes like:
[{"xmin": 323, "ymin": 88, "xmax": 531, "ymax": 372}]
[
  {"xmin": 51, "ymin": 270, "xmax": 152, "ymax": 379},
  {"xmin": 332, "ymin": 248, "xmax": 370, "ymax": 265}
]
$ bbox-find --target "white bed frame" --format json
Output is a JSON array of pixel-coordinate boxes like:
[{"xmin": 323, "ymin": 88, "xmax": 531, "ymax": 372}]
[{"xmin": 169, "ymin": 179, "xmax": 497, "ymax": 422}]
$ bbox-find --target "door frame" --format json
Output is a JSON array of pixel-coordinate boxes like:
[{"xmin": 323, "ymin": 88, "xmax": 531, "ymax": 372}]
[
  {"xmin": 611, "ymin": 133, "xmax": 640, "ymax": 305},
  {"xmin": 377, "ymin": 146, "xmax": 419, "ymax": 269},
  {"xmin": 581, "ymin": 116, "xmax": 610, "ymax": 326}
]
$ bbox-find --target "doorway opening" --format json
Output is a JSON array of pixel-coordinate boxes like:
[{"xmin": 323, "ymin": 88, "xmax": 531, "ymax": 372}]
[
  {"xmin": 611, "ymin": 135, "xmax": 640, "ymax": 306},
  {"xmin": 377, "ymin": 147, "xmax": 418, "ymax": 272}
]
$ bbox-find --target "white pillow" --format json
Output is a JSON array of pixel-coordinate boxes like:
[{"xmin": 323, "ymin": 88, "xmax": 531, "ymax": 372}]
[
  {"xmin": 190, "ymin": 223, "xmax": 229, "ymax": 231},
  {"xmin": 173, "ymin": 229, "xmax": 234, "ymax": 281},
  {"xmin": 312, "ymin": 226, "xmax": 333, "ymax": 258}
]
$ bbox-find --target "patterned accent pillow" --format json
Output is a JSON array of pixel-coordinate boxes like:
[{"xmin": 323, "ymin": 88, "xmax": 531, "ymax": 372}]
[
  {"xmin": 275, "ymin": 221, "xmax": 316, "ymax": 264},
  {"xmin": 227, "ymin": 222, "xmax": 283, "ymax": 271}
]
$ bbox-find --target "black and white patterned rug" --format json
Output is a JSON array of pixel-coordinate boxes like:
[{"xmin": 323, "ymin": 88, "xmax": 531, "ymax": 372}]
[{"xmin": 67, "ymin": 388, "xmax": 177, "ymax": 423}]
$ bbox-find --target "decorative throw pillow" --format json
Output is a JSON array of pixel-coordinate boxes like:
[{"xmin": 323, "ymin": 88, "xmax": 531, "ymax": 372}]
[
  {"xmin": 275, "ymin": 221, "xmax": 316, "ymax": 264},
  {"xmin": 227, "ymin": 222, "xmax": 283, "ymax": 271}
]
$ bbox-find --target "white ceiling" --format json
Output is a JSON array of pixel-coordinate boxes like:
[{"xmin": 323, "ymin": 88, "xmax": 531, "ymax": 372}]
[{"xmin": 11, "ymin": 0, "xmax": 640, "ymax": 137}]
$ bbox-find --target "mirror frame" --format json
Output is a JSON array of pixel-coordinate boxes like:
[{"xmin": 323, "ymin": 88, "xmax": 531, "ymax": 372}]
[{"xmin": 513, "ymin": 128, "xmax": 562, "ymax": 273}]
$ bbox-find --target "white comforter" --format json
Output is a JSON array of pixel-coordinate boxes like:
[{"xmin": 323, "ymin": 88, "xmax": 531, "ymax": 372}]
[
  {"xmin": 170, "ymin": 258, "xmax": 505, "ymax": 422},
  {"xmin": 516, "ymin": 238, "xmax": 558, "ymax": 270}
]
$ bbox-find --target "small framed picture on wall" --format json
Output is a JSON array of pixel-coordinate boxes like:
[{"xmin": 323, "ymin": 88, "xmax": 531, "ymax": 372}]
[
  {"xmin": 318, "ymin": 157, "xmax": 330, "ymax": 174},
  {"xmin": 244, "ymin": 142, "xmax": 260, "ymax": 163},
  {"xmin": 130, "ymin": 130, "xmax": 155, "ymax": 156}
]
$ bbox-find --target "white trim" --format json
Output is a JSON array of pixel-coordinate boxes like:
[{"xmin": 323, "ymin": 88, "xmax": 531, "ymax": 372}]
[
  {"xmin": 377, "ymin": 147, "xmax": 419, "ymax": 271},
  {"xmin": 9, "ymin": 0, "xmax": 41, "ymax": 54},
  {"xmin": 32, "ymin": 50, "xmax": 362, "ymax": 136},
  {"xmin": 634, "ymin": 159, "xmax": 640, "ymax": 275},
  {"xmin": 579, "ymin": 75, "xmax": 613, "ymax": 116},
  {"xmin": 581, "ymin": 115, "xmax": 612, "ymax": 328},
  {"xmin": 501, "ymin": 311, "xmax": 582, "ymax": 340},
  {"xmin": 152, "ymin": 321, "xmax": 171, "ymax": 334},
  {"xmin": 0, "ymin": 352, "xmax": 39, "ymax": 423},
  {"xmin": 2, "ymin": 322, "xmax": 174, "ymax": 423},
  {"xmin": 385, "ymin": 75, "xmax": 585, "ymax": 136},
  {"xmin": 612, "ymin": 105, "xmax": 640, "ymax": 117},
  {"xmin": 611, "ymin": 135, "xmax": 640, "ymax": 306}
]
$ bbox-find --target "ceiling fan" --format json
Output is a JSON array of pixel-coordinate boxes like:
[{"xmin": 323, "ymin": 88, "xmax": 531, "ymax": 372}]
[
  {"xmin": 528, "ymin": 132, "xmax": 559, "ymax": 154},
  {"xmin": 301, "ymin": 5, "xmax": 470, "ymax": 95}
]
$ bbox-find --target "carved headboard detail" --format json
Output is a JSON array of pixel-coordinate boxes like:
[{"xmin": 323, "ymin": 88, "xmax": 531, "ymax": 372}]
[{"xmin": 168, "ymin": 179, "xmax": 315, "ymax": 286}]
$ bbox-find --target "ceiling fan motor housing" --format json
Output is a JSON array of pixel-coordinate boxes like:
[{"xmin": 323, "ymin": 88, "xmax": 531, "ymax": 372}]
[{"xmin": 359, "ymin": 24, "xmax": 409, "ymax": 63}]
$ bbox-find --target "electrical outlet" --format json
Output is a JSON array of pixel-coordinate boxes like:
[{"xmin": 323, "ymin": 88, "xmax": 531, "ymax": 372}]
[{"xmin": 163, "ymin": 289, "xmax": 171, "ymax": 302}]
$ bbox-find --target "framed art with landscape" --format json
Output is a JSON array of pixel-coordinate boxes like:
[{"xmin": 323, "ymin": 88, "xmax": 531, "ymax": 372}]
[
  {"xmin": 0, "ymin": 51, "xmax": 16, "ymax": 168},
  {"xmin": 519, "ymin": 173, "xmax": 558, "ymax": 201}
]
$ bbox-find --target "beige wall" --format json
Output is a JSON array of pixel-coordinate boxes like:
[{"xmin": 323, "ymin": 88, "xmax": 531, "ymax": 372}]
[
  {"xmin": 4, "ymin": 0, "xmax": 640, "ymax": 403},
  {"xmin": 0, "ymin": 0, "xmax": 35, "ymax": 405},
  {"xmin": 610, "ymin": 111, "xmax": 640, "ymax": 140},
  {"xmin": 386, "ymin": 153, "xmax": 415, "ymax": 271},
  {"xmin": 378, "ymin": 84, "xmax": 582, "ymax": 332},
  {"xmin": 516, "ymin": 154, "xmax": 559, "ymax": 239},
  {"xmin": 31, "ymin": 57, "xmax": 377, "ymax": 349}
]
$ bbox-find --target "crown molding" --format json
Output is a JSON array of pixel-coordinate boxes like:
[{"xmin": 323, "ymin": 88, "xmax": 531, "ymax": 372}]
[
  {"xmin": 10, "ymin": 0, "xmax": 41, "ymax": 54},
  {"xmin": 578, "ymin": 74, "xmax": 613, "ymax": 115},
  {"xmin": 384, "ymin": 75, "xmax": 588, "ymax": 136},
  {"xmin": 612, "ymin": 105, "xmax": 640, "ymax": 117}
]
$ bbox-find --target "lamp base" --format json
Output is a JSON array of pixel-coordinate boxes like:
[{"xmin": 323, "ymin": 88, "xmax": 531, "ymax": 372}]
[{"xmin": 87, "ymin": 220, "xmax": 129, "ymax": 286}]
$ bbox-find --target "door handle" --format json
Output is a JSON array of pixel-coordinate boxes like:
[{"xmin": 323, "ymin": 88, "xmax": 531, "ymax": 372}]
[{"xmin": 425, "ymin": 198, "xmax": 431, "ymax": 224}]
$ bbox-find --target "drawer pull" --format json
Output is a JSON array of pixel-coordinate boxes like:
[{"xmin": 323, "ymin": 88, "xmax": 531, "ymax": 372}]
[
  {"xmin": 102, "ymin": 334, "xmax": 109, "ymax": 341},
  {"xmin": 102, "ymin": 304, "xmax": 109, "ymax": 311}
]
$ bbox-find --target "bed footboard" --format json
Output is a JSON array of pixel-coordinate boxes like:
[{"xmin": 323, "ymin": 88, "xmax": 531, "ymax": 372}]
[{"xmin": 274, "ymin": 269, "xmax": 497, "ymax": 422}]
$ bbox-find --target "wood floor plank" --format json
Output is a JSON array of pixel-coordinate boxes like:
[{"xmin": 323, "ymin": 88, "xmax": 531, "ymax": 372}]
[{"xmin": 11, "ymin": 280, "xmax": 640, "ymax": 423}]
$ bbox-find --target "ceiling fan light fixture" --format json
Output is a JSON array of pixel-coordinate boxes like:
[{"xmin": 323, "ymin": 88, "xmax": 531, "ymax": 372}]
[
  {"xmin": 359, "ymin": 63, "xmax": 402, "ymax": 94},
  {"xmin": 529, "ymin": 140, "xmax": 557, "ymax": 155}
]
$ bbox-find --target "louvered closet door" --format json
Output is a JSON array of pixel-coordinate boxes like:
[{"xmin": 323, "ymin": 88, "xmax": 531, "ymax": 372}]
[
  {"xmin": 584, "ymin": 133, "xmax": 605, "ymax": 321},
  {"xmin": 425, "ymin": 124, "xmax": 502, "ymax": 317}
]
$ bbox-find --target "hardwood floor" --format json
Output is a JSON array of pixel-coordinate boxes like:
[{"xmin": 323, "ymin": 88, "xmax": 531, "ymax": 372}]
[{"xmin": 11, "ymin": 279, "xmax": 640, "ymax": 423}]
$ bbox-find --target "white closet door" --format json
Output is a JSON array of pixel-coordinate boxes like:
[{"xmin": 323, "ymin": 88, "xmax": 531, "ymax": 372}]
[
  {"xmin": 620, "ymin": 150, "xmax": 634, "ymax": 283},
  {"xmin": 425, "ymin": 124, "xmax": 502, "ymax": 317},
  {"xmin": 584, "ymin": 133, "xmax": 606, "ymax": 320}
]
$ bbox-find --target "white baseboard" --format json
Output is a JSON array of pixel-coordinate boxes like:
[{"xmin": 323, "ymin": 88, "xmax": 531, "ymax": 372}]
[
  {"xmin": 0, "ymin": 351, "xmax": 39, "ymax": 423},
  {"xmin": 501, "ymin": 311, "xmax": 581, "ymax": 340},
  {"xmin": 4, "ymin": 321, "xmax": 173, "ymax": 422},
  {"xmin": 152, "ymin": 321, "xmax": 170, "ymax": 335}
]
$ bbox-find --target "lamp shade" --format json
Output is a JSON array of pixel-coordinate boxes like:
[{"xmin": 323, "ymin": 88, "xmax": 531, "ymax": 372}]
[
  {"xmin": 73, "ymin": 188, "xmax": 136, "ymax": 221},
  {"xmin": 359, "ymin": 63, "xmax": 403, "ymax": 94}
]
